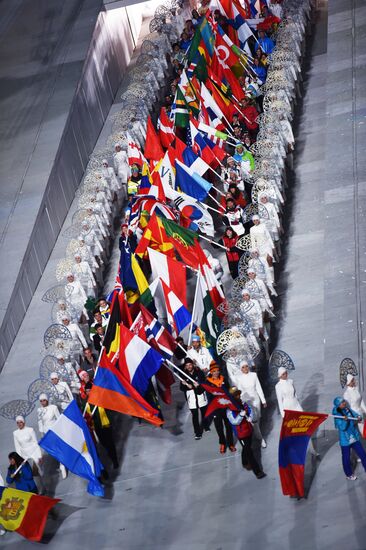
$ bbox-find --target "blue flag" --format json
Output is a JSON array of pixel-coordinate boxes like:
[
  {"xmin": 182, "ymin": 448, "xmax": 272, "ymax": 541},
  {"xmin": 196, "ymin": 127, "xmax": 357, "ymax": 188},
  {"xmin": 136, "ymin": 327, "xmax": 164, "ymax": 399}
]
[
  {"xmin": 39, "ymin": 400, "xmax": 105, "ymax": 497},
  {"xmin": 175, "ymin": 159, "xmax": 211, "ymax": 201}
]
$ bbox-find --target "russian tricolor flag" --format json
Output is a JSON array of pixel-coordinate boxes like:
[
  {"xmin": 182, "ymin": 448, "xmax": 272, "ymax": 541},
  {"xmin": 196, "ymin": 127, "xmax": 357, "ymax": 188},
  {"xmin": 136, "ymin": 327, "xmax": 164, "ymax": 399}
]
[{"xmin": 160, "ymin": 279, "xmax": 192, "ymax": 335}]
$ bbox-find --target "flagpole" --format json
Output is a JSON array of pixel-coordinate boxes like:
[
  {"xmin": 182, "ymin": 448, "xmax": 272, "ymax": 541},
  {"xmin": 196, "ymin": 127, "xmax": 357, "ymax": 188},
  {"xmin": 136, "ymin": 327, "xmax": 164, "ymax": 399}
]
[
  {"xmin": 165, "ymin": 359, "xmax": 197, "ymax": 385},
  {"xmin": 208, "ymin": 191, "xmax": 225, "ymax": 209},
  {"xmin": 199, "ymin": 234, "xmax": 228, "ymax": 250},
  {"xmin": 187, "ymin": 270, "xmax": 200, "ymax": 346}
]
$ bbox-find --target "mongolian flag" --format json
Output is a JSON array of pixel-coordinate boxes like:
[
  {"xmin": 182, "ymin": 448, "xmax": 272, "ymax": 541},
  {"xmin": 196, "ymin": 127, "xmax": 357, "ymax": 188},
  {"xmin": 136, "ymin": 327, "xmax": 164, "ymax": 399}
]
[
  {"xmin": 88, "ymin": 350, "xmax": 163, "ymax": 426},
  {"xmin": 0, "ymin": 486, "xmax": 59, "ymax": 541},
  {"xmin": 279, "ymin": 410, "xmax": 328, "ymax": 498}
]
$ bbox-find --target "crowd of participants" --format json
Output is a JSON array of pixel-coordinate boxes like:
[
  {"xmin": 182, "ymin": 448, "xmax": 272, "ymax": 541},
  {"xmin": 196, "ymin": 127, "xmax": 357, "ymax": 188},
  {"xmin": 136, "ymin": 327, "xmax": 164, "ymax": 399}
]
[{"xmin": 2, "ymin": 1, "xmax": 366, "ymax": 530}]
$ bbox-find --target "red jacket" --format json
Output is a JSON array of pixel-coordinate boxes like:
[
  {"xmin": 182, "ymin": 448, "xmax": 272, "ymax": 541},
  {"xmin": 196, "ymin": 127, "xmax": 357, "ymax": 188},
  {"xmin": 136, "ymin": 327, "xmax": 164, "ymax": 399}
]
[
  {"xmin": 240, "ymin": 105, "xmax": 259, "ymax": 130},
  {"xmin": 221, "ymin": 235, "xmax": 240, "ymax": 263}
]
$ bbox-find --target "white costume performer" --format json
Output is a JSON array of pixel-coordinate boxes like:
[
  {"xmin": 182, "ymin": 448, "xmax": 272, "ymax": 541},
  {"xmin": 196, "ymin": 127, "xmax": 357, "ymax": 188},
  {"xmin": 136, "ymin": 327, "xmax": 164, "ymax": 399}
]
[
  {"xmin": 57, "ymin": 354, "xmax": 81, "ymax": 395},
  {"xmin": 240, "ymin": 292, "xmax": 263, "ymax": 336},
  {"xmin": 73, "ymin": 256, "xmax": 96, "ymax": 297},
  {"xmin": 343, "ymin": 374, "xmax": 366, "ymax": 417},
  {"xmin": 236, "ymin": 367, "xmax": 267, "ymax": 446},
  {"xmin": 259, "ymin": 193, "xmax": 281, "ymax": 241},
  {"xmin": 37, "ymin": 395, "xmax": 67, "ymax": 478},
  {"xmin": 248, "ymin": 248, "xmax": 277, "ymax": 295},
  {"xmin": 65, "ymin": 274, "xmax": 88, "ymax": 316},
  {"xmin": 275, "ymin": 367, "xmax": 318, "ymax": 455},
  {"xmin": 50, "ymin": 374, "xmax": 74, "ymax": 411},
  {"xmin": 13, "ymin": 417, "xmax": 43, "ymax": 470},
  {"xmin": 113, "ymin": 146, "xmax": 129, "ymax": 184},
  {"xmin": 275, "ymin": 368, "xmax": 302, "ymax": 417},
  {"xmin": 250, "ymin": 216, "xmax": 274, "ymax": 259},
  {"xmin": 102, "ymin": 159, "xmax": 121, "ymax": 193},
  {"xmin": 246, "ymin": 269, "xmax": 274, "ymax": 315},
  {"xmin": 37, "ymin": 398, "xmax": 60, "ymax": 433}
]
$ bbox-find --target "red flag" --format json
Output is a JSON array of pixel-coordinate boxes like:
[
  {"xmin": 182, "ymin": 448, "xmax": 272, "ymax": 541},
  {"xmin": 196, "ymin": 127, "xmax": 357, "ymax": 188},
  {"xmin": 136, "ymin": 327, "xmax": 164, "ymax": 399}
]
[
  {"xmin": 140, "ymin": 304, "xmax": 177, "ymax": 357},
  {"xmin": 279, "ymin": 410, "xmax": 328, "ymax": 497},
  {"xmin": 156, "ymin": 365, "xmax": 175, "ymax": 404},
  {"xmin": 128, "ymin": 137, "xmax": 145, "ymax": 166},
  {"xmin": 144, "ymin": 116, "xmax": 164, "ymax": 161},
  {"xmin": 218, "ymin": 0, "xmax": 239, "ymax": 46},
  {"xmin": 158, "ymin": 107, "xmax": 175, "ymax": 148}
]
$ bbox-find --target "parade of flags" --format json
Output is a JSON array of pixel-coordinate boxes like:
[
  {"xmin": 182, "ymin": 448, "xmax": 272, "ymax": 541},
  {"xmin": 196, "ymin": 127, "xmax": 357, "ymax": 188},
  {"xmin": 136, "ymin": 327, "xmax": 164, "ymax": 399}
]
[
  {"xmin": 278, "ymin": 410, "xmax": 328, "ymax": 498},
  {"xmin": 39, "ymin": 400, "xmax": 105, "ymax": 497}
]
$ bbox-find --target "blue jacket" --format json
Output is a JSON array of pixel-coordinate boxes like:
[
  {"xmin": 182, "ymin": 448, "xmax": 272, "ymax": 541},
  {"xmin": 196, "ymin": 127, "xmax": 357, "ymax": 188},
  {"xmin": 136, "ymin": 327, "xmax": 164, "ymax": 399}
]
[
  {"xmin": 332, "ymin": 397, "xmax": 361, "ymax": 447},
  {"xmin": 6, "ymin": 462, "xmax": 38, "ymax": 493}
]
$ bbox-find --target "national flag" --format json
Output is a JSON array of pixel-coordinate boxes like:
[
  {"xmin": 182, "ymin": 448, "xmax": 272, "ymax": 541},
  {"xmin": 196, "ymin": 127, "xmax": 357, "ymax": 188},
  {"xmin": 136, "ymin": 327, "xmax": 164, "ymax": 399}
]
[
  {"xmin": 187, "ymin": 53, "xmax": 208, "ymax": 82},
  {"xmin": 88, "ymin": 350, "xmax": 163, "ymax": 425},
  {"xmin": 178, "ymin": 70, "xmax": 200, "ymax": 116},
  {"xmin": 0, "ymin": 487, "xmax": 58, "ymax": 542},
  {"xmin": 218, "ymin": 0, "xmax": 240, "ymax": 45},
  {"xmin": 156, "ymin": 150, "xmax": 176, "ymax": 192},
  {"xmin": 155, "ymin": 364, "xmax": 176, "ymax": 404},
  {"xmin": 127, "ymin": 133, "xmax": 145, "ymax": 166},
  {"xmin": 191, "ymin": 271, "xmax": 221, "ymax": 350},
  {"xmin": 279, "ymin": 410, "xmax": 328, "ymax": 497},
  {"xmin": 182, "ymin": 146, "xmax": 210, "ymax": 176},
  {"xmin": 188, "ymin": 16, "xmax": 216, "ymax": 63},
  {"xmin": 157, "ymin": 108, "xmax": 175, "ymax": 148},
  {"xmin": 130, "ymin": 253, "xmax": 154, "ymax": 309},
  {"xmin": 132, "ymin": 163, "xmax": 166, "ymax": 203},
  {"xmin": 119, "ymin": 242, "xmax": 138, "ymax": 295},
  {"xmin": 103, "ymin": 291, "xmax": 124, "ymax": 360},
  {"xmin": 175, "ymin": 159, "xmax": 212, "ymax": 202},
  {"xmin": 171, "ymin": 86, "xmax": 189, "ymax": 128},
  {"xmin": 140, "ymin": 304, "xmax": 177, "ymax": 359},
  {"xmin": 160, "ymin": 279, "xmax": 192, "ymax": 335},
  {"xmin": 202, "ymin": 132, "xmax": 227, "ymax": 161},
  {"xmin": 133, "ymin": 198, "xmax": 176, "ymax": 221},
  {"xmin": 197, "ymin": 246, "xmax": 226, "ymax": 314},
  {"xmin": 197, "ymin": 121, "xmax": 229, "ymax": 144},
  {"xmin": 148, "ymin": 247, "xmax": 187, "ymax": 306},
  {"xmin": 169, "ymin": 186, "xmax": 215, "ymax": 237},
  {"xmin": 144, "ymin": 116, "xmax": 164, "ymax": 161},
  {"xmin": 159, "ymin": 216, "xmax": 203, "ymax": 268},
  {"xmin": 39, "ymin": 400, "xmax": 105, "ymax": 497},
  {"xmin": 205, "ymin": 78, "xmax": 236, "ymax": 119},
  {"xmin": 201, "ymin": 383, "xmax": 240, "ymax": 419},
  {"xmin": 231, "ymin": 0, "xmax": 255, "ymax": 47},
  {"xmin": 189, "ymin": 118, "xmax": 218, "ymax": 166},
  {"xmin": 200, "ymin": 81, "xmax": 226, "ymax": 122},
  {"xmin": 135, "ymin": 213, "xmax": 175, "ymax": 259},
  {"xmin": 118, "ymin": 324, "xmax": 164, "ymax": 396}
]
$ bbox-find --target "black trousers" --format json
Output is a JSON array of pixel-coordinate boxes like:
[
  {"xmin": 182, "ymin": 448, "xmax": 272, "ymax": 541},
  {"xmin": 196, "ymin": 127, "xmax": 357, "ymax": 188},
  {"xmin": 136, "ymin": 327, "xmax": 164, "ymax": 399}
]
[
  {"xmin": 214, "ymin": 412, "xmax": 234, "ymax": 447},
  {"xmin": 239, "ymin": 435, "xmax": 261, "ymax": 475},
  {"xmin": 228, "ymin": 260, "xmax": 239, "ymax": 279},
  {"xmin": 190, "ymin": 406, "xmax": 208, "ymax": 436},
  {"xmin": 95, "ymin": 427, "xmax": 118, "ymax": 468}
]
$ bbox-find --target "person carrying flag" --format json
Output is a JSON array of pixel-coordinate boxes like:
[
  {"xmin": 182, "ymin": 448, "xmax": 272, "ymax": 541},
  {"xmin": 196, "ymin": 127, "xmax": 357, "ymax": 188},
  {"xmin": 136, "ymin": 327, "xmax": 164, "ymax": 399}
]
[
  {"xmin": 332, "ymin": 397, "xmax": 366, "ymax": 481},
  {"xmin": 180, "ymin": 358, "xmax": 208, "ymax": 440},
  {"xmin": 206, "ymin": 363, "xmax": 236, "ymax": 454},
  {"xmin": 226, "ymin": 387, "xmax": 266, "ymax": 479}
]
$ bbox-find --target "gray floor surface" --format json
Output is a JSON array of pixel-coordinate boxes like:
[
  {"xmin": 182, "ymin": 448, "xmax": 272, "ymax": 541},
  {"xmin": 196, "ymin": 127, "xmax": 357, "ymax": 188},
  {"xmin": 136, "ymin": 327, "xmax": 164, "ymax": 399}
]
[
  {"xmin": 1, "ymin": 0, "xmax": 366, "ymax": 549},
  {"xmin": 0, "ymin": 0, "xmax": 101, "ymax": 325}
]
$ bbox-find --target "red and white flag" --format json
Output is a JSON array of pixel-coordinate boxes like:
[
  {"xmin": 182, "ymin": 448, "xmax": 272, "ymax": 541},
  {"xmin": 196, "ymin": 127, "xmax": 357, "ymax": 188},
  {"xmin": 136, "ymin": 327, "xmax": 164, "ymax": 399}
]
[{"xmin": 157, "ymin": 107, "xmax": 175, "ymax": 148}]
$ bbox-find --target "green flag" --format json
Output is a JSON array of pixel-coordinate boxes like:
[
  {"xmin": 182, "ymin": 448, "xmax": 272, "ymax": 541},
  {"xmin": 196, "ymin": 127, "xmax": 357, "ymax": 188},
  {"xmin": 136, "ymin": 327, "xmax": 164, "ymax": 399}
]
[{"xmin": 159, "ymin": 217, "xmax": 197, "ymax": 247}]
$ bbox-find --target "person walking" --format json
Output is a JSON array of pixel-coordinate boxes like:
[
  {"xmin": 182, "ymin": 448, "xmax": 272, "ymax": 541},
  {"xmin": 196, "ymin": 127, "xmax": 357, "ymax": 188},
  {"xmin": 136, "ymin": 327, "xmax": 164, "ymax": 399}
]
[
  {"xmin": 332, "ymin": 396, "xmax": 366, "ymax": 480},
  {"xmin": 276, "ymin": 367, "xmax": 319, "ymax": 456},
  {"xmin": 236, "ymin": 363, "xmax": 267, "ymax": 448},
  {"xmin": 206, "ymin": 364, "xmax": 236, "ymax": 454},
  {"xmin": 13, "ymin": 416, "xmax": 43, "ymax": 476},
  {"xmin": 180, "ymin": 358, "xmax": 208, "ymax": 440},
  {"xmin": 226, "ymin": 388, "xmax": 266, "ymax": 479},
  {"xmin": 6, "ymin": 452, "xmax": 38, "ymax": 493}
]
